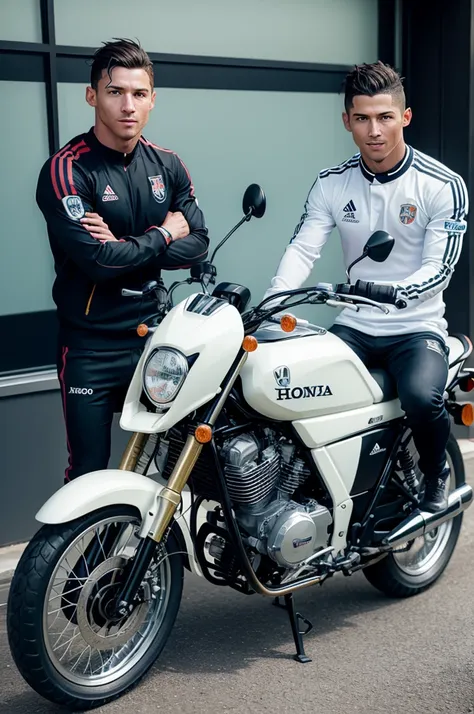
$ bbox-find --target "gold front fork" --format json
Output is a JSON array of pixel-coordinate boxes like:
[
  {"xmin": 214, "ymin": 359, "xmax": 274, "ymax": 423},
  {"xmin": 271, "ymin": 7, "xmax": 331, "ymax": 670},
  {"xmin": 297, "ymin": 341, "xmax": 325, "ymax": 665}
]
[
  {"xmin": 119, "ymin": 432, "xmax": 149, "ymax": 471},
  {"xmin": 144, "ymin": 348, "xmax": 250, "ymax": 543},
  {"xmin": 148, "ymin": 434, "xmax": 203, "ymax": 542}
]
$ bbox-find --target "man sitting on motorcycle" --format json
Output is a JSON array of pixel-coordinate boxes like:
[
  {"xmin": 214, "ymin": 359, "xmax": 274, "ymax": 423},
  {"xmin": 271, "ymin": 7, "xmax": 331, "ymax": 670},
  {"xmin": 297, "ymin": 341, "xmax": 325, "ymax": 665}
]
[{"xmin": 264, "ymin": 61, "xmax": 468, "ymax": 513}]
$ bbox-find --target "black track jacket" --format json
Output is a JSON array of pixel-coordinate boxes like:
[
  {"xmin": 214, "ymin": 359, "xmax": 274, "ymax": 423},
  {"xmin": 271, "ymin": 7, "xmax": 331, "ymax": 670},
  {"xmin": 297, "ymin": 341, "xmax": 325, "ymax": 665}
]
[{"xmin": 37, "ymin": 128, "xmax": 209, "ymax": 349}]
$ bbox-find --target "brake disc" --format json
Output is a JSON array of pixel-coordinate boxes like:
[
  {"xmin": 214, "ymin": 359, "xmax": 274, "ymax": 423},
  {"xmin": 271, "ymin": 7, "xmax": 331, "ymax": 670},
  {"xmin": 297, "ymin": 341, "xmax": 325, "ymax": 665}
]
[{"xmin": 76, "ymin": 556, "xmax": 150, "ymax": 650}]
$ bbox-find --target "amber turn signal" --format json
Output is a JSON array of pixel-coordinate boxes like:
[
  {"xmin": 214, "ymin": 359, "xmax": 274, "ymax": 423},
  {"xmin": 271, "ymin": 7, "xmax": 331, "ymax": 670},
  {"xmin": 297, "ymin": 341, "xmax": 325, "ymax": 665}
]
[
  {"xmin": 461, "ymin": 403, "xmax": 474, "ymax": 426},
  {"xmin": 137, "ymin": 323, "xmax": 149, "ymax": 337},
  {"xmin": 242, "ymin": 336, "xmax": 258, "ymax": 352},
  {"xmin": 280, "ymin": 314, "xmax": 297, "ymax": 332},
  {"xmin": 195, "ymin": 424, "xmax": 213, "ymax": 443}
]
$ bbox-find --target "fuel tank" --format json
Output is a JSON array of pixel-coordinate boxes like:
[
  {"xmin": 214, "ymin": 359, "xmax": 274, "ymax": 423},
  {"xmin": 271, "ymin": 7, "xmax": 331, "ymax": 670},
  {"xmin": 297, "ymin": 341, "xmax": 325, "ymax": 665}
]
[{"xmin": 240, "ymin": 324, "xmax": 383, "ymax": 421}]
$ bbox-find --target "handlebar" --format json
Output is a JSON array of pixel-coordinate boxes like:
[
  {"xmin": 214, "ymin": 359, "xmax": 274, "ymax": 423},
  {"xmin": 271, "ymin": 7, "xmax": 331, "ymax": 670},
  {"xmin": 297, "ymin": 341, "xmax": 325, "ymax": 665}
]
[
  {"xmin": 335, "ymin": 280, "xmax": 407, "ymax": 309},
  {"xmin": 243, "ymin": 281, "xmax": 408, "ymax": 334}
]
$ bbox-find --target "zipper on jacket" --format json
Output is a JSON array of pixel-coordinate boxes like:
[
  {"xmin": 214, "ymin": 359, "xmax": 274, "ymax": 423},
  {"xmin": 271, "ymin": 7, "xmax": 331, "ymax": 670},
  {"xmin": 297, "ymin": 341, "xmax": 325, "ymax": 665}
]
[{"xmin": 85, "ymin": 284, "xmax": 96, "ymax": 315}]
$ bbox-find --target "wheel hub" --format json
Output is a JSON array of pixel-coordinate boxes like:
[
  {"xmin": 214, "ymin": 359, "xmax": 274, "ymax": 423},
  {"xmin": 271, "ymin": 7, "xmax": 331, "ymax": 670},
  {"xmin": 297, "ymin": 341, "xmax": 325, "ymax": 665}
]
[{"xmin": 76, "ymin": 556, "xmax": 149, "ymax": 650}]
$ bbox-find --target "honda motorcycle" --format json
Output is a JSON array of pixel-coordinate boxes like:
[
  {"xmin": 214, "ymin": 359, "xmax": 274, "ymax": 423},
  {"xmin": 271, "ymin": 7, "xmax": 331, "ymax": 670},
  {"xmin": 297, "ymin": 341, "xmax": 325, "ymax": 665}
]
[{"xmin": 7, "ymin": 185, "xmax": 474, "ymax": 709}]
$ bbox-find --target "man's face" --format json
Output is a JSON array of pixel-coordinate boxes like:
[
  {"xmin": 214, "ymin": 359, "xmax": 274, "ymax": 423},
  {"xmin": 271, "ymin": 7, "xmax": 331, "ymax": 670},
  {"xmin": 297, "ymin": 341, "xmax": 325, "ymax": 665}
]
[
  {"xmin": 86, "ymin": 66, "xmax": 155, "ymax": 144},
  {"xmin": 342, "ymin": 94, "xmax": 412, "ymax": 165}
]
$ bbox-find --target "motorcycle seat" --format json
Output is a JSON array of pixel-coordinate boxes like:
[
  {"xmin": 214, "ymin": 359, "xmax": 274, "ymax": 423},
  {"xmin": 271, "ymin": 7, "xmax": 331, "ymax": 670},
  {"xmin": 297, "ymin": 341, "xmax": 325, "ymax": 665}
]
[{"xmin": 446, "ymin": 333, "xmax": 472, "ymax": 367}]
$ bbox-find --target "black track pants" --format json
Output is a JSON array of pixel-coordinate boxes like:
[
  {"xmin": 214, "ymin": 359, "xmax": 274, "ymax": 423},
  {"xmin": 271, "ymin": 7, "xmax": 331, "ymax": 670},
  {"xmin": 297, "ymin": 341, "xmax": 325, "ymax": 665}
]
[
  {"xmin": 330, "ymin": 325, "xmax": 450, "ymax": 482},
  {"xmin": 57, "ymin": 345, "xmax": 143, "ymax": 482}
]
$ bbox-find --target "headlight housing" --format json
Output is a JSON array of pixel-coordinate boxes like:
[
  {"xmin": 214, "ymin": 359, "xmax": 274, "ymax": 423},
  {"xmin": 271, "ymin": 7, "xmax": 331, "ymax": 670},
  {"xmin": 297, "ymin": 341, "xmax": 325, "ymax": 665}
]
[{"xmin": 143, "ymin": 348, "xmax": 189, "ymax": 407}]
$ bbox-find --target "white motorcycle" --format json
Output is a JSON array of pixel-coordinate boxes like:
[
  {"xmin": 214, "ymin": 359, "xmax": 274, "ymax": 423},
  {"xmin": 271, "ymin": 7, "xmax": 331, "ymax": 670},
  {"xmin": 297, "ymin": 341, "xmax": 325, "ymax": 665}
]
[{"xmin": 7, "ymin": 185, "xmax": 474, "ymax": 710}]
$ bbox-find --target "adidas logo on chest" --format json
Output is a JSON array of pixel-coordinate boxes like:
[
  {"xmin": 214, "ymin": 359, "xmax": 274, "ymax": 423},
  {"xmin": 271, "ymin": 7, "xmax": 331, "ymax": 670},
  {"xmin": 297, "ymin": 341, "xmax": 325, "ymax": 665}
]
[
  {"xmin": 342, "ymin": 199, "xmax": 359, "ymax": 223},
  {"xmin": 102, "ymin": 184, "xmax": 119, "ymax": 202}
]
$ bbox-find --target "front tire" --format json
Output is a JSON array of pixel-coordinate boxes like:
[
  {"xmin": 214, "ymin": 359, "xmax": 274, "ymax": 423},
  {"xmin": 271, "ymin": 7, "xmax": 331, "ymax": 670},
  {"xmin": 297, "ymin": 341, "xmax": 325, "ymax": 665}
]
[
  {"xmin": 7, "ymin": 505, "xmax": 183, "ymax": 710},
  {"xmin": 363, "ymin": 433, "xmax": 465, "ymax": 598}
]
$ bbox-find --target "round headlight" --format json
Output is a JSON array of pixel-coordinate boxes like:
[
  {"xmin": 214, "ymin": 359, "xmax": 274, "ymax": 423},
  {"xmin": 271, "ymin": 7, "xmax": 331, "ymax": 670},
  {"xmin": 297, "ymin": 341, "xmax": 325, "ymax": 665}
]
[{"xmin": 143, "ymin": 348, "xmax": 188, "ymax": 406}]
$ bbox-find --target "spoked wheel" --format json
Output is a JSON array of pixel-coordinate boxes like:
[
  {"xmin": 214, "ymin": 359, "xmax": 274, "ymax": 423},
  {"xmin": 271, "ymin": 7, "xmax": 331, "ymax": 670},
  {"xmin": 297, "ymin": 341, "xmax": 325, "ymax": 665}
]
[
  {"xmin": 363, "ymin": 433, "xmax": 465, "ymax": 597},
  {"xmin": 7, "ymin": 506, "xmax": 183, "ymax": 710}
]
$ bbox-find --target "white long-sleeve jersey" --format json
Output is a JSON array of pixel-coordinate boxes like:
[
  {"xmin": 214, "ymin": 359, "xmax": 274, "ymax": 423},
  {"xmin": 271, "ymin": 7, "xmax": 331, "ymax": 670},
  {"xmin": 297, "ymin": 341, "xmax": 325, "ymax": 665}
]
[{"xmin": 264, "ymin": 146, "xmax": 468, "ymax": 338}]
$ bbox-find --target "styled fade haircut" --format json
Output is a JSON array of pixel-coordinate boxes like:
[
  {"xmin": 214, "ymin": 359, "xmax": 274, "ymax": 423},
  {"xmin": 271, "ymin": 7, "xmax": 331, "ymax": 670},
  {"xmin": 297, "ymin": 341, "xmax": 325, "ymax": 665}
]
[
  {"xmin": 343, "ymin": 61, "xmax": 405, "ymax": 113},
  {"xmin": 90, "ymin": 38, "xmax": 154, "ymax": 90}
]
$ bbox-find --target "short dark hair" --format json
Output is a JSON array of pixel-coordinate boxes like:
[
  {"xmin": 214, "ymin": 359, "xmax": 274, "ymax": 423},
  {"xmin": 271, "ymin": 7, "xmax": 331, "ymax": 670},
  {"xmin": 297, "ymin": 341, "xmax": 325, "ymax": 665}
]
[
  {"xmin": 343, "ymin": 61, "xmax": 405, "ymax": 113},
  {"xmin": 90, "ymin": 38, "xmax": 154, "ymax": 90}
]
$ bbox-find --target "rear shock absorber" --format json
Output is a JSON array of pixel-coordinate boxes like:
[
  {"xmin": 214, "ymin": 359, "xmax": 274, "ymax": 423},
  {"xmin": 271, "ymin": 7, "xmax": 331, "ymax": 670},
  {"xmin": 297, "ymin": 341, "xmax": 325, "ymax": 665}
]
[{"xmin": 397, "ymin": 447, "xmax": 419, "ymax": 494}]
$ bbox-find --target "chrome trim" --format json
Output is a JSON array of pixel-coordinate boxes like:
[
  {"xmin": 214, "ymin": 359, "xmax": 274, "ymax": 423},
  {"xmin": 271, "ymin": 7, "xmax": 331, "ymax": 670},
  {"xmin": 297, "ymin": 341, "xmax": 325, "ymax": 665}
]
[
  {"xmin": 0, "ymin": 369, "xmax": 58, "ymax": 398},
  {"xmin": 384, "ymin": 483, "xmax": 473, "ymax": 548}
]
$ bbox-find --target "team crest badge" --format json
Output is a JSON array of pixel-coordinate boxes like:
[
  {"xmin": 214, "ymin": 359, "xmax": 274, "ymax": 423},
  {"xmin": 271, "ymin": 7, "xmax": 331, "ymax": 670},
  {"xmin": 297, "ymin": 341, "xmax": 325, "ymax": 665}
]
[
  {"xmin": 62, "ymin": 195, "xmax": 85, "ymax": 220},
  {"xmin": 399, "ymin": 203, "xmax": 417, "ymax": 225},
  {"xmin": 148, "ymin": 175, "xmax": 166, "ymax": 203}
]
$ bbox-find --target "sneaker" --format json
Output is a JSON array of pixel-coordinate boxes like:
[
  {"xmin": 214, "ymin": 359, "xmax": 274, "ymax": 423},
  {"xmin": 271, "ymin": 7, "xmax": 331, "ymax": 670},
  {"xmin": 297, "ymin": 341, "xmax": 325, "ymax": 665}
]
[{"xmin": 419, "ymin": 467, "xmax": 450, "ymax": 513}]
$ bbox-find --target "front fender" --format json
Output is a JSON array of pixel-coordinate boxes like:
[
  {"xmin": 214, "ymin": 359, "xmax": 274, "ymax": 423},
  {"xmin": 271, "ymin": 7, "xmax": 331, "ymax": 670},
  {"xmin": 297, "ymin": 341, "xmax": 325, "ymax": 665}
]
[
  {"xmin": 35, "ymin": 469, "xmax": 202, "ymax": 574},
  {"xmin": 36, "ymin": 470, "xmax": 157, "ymax": 524}
]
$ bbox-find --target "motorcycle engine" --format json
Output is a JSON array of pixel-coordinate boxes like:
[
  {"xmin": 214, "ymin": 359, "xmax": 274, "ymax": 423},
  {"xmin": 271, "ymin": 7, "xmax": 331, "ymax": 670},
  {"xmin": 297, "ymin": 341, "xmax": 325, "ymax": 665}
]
[{"xmin": 220, "ymin": 430, "xmax": 332, "ymax": 569}]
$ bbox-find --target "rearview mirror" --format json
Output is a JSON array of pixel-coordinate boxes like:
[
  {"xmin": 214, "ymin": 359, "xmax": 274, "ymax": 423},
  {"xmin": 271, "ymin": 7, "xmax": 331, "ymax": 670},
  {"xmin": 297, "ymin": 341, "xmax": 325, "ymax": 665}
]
[
  {"xmin": 346, "ymin": 230, "xmax": 394, "ymax": 281},
  {"xmin": 243, "ymin": 184, "xmax": 266, "ymax": 219},
  {"xmin": 364, "ymin": 230, "xmax": 395, "ymax": 262}
]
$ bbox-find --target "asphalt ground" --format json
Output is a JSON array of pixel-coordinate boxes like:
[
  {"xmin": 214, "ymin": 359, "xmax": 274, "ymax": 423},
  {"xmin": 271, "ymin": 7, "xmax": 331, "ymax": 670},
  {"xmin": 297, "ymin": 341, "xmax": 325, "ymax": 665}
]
[{"xmin": 1, "ymin": 462, "xmax": 474, "ymax": 714}]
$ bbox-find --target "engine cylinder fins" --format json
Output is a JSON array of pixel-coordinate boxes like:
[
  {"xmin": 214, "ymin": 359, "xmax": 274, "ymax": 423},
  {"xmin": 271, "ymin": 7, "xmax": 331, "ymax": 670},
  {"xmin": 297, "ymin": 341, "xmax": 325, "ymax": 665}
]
[{"xmin": 279, "ymin": 458, "xmax": 311, "ymax": 496}]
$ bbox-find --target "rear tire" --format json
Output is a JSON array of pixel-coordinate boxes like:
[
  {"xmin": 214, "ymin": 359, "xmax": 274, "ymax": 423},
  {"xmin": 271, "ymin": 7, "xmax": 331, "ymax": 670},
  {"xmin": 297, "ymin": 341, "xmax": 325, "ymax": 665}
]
[
  {"xmin": 362, "ymin": 433, "xmax": 465, "ymax": 598},
  {"xmin": 7, "ymin": 505, "xmax": 183, "ymax": 710}
]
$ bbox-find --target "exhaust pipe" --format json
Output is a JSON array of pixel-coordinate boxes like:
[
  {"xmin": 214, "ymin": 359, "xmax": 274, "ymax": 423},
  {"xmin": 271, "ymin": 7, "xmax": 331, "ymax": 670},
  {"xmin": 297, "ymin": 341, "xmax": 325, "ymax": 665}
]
[{"xmin": 384, "ymin": 483, "xmax": 473, "ymax": 549}]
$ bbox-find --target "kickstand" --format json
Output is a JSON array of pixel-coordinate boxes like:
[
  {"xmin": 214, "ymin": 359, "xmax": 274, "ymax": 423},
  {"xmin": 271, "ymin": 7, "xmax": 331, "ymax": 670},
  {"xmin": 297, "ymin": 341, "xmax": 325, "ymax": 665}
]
[{"xmin": 273, "ymin": 593, "xmax": 313, "ymax": 663}]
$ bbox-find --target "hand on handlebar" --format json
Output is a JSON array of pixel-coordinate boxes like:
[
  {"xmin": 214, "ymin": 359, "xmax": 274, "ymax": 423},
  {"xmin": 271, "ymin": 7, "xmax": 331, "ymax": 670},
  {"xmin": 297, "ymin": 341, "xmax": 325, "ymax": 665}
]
[{"xmin": 336, "ymin": 280, "xmax": 407, "ymax": 309}]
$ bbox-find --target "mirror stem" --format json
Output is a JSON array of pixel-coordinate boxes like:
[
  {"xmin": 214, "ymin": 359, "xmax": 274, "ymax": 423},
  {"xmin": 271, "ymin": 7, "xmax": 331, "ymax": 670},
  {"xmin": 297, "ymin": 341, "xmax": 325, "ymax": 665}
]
[
  {"xmin": 345, "ymin": 250, "xmax": 368, "ymax": 281},
  {"xmin": 210, "ymin": 209, "xmax": 253, "ymax": 263}
]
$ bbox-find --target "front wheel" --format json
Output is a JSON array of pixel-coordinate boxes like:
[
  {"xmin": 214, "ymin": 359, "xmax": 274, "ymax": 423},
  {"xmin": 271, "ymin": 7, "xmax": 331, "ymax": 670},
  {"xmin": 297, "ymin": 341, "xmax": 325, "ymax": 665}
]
[
  {"xmin": 7, "ymin": 505, "xmax": 183, "ymax": 710},
  {"xmin": 363, "ymin": 432, "xmax": 465, "ymax": 597}
]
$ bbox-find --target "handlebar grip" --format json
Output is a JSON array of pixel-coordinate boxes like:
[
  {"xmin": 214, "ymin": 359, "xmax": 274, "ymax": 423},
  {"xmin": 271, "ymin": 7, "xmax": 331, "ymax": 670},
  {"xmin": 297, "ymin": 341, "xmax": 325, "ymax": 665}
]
[
  {"xmin": 353, "ymin": 280, "xmax": 398, "ymax": 304},
  {"xmin": 336, "ymin": 281, "xmax": 407, "ymax": 308}
]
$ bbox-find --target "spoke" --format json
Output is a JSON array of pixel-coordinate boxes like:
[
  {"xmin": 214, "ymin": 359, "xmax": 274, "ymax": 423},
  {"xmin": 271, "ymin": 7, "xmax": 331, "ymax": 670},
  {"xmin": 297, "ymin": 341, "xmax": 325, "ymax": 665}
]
[
  {"xmin": 51, "ymin": 577, "xmax": 68, "ymax": 586},
  {"xmin": 57, "ymin": 556, "xmax": 82, "ymax": 581},
  {"xmin": 51, "ymin": 617, "xmax": 75, "ymax": 650},
  {"xmin": 76, "ymin": 535, "xmax": 89, "ymax": 562},
  {"xmin": 48, "ymin": 602, "xmax": 76, "ymax": 617},
  {"xmin": 96, "ymin": 526, "xmax": 108, "ymax": 561},
  {"xmin": 49, "ymin": 582, "xmax": 85, "ymax": 605},
  {"xmin": 91, "ymin": 648, "xmax": 106, "ymax": 676},
  {"xmin": 78, "ymin": 645, "xmax": 93, "ymax": 676},
  {"xmin": 59, "ymin": 631, "xmax": 81, "ymax": 662},
  {"xmin": 70, "ymin": 644, "xmax": 91, "ymax": 674},
  {"xmin": 54, "ymin": 628, "xmax": 81, "ymax": 654},
  {"xmin": 112, "ymin": 522, "xmax": 130, "ymax": 557},
  {"xmin": 101, "ymin": 647, "xmax": 117, "ymax": 670},
  {"xmin": 48, "ymin": 609, "xmax": 62, "ymax": 629}
]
